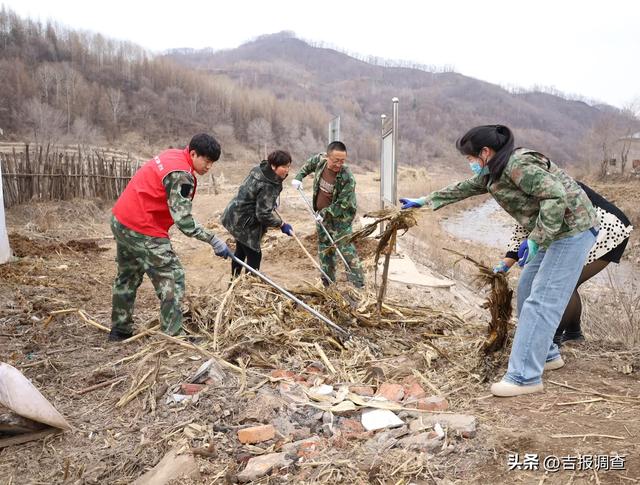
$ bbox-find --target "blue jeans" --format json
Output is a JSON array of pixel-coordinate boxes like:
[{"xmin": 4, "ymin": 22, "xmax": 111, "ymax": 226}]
[{"xmin": 505, "ymin": 228, "xmax": 597, "ymax": 385}]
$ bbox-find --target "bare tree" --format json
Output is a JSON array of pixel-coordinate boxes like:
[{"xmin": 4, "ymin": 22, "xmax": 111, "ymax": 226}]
[
  {"xmin": 23, "ymin": 98, "xmax": 64, "ymax": 146},
  {"xmin": 107, "ymin": 87, "xmax": 123, "ymax": 126},
  {"xmin": 61, "ymin": 63, "xmax": 80, "ymax": 133},
  {"xmin": 35, "ymin": 63, "xmax": 56, "ymax": 104},
  {"xmin": 189, "ymin": 90, "xmax": 200, "ymax": 117},
  {"xmin": 247, "ymin": 117, "xmax": 272, "ymax": 159}
]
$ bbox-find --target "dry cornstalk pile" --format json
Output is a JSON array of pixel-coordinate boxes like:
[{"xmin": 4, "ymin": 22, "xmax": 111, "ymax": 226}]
[{"xmin": 177, "ymin": 273, "xmax": 498, "ymax": 391}]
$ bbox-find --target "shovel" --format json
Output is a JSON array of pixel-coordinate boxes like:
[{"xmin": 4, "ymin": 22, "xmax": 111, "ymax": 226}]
[
  {"xmin": 296, "ymin": 186, "xmax": 352, "ymax": 273},
  {"xmin": 230, "ymin": 254, "xmax": 349, "ymax": 337},
  {"xmin": 274, "ymin": 208, "xmax": 333, "ymax": 284}
]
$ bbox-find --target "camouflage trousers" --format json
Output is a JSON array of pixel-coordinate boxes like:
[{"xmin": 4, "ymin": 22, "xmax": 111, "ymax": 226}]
[
  {"xmin": 111, "ymin": 216, "xmax": 185, "ymax": 336},
  {"xmin": 317, "ymin": 218, "xmax": 364, "ymax": 287}
]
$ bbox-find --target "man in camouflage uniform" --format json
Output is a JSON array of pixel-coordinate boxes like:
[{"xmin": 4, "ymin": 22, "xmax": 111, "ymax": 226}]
[
  {"xmin": 109, "ymin": 134, "xmax": 230, "ymax": 341},
  {"xmin": 292, "ymin": 141, "xmax": 364, "ymax": 288}
]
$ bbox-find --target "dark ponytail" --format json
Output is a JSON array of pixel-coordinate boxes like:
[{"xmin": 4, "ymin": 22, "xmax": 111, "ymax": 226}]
[{"xmin": 455, "ymin": 125, "xmax": 515, "ymax": 180}]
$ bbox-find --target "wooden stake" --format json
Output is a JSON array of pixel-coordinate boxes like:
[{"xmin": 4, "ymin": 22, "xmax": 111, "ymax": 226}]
[
  {"xmin": 551, "ymin": 433, "xmax": 625, "ymax": 440},
  {"xmin": 0, "ymin": 428, "xmax": 60, "ymax": 449},
  {"xmin": 377, "ymin": 229, "xmax": 396, "ymax": 313},
  {"xmin": 74, "ymin": 376, "xmax": 127, "ymax": 395}
]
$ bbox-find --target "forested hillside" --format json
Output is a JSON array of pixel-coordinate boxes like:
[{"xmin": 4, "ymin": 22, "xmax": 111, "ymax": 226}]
[{"xmin": 1, "ymin": 8, "xmax": 637, "ymax": 167}]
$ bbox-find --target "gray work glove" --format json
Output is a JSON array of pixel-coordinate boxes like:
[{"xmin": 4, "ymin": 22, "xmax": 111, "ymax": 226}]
[{"xmin": 210, "ymin": 235, "xmax": 231, "ymax": 259}]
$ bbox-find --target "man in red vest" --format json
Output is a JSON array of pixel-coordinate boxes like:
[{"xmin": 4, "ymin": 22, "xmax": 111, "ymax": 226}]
[{"xmin": 109, "ymin": 133, "xmax": 230, "ymax": 341}]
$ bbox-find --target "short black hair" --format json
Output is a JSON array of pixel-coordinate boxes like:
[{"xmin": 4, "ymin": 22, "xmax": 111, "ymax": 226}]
[
  {"xmin": 189, "ymin": 133, "xmax": 221, "ymax": 162},
  {"xmin": 327, "ymin": 141, "xmax": 347, "ymax": 154},
  {"xmin": 267, "ymin": 150, "xmax": 292, "ymax": 167}
]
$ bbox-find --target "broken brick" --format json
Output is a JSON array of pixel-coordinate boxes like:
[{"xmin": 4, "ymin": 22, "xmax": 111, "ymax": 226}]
[
  {"xmin": 297, "ymin": 439, "xmax": 321, "ymax": 459},
  {"xmin": 349, "ymin": 385, "xmax": 375, "ymax": 396},
  {"xmin": 270, "ymin": 369, "xmax": 297, "ymax": 380},
  {"xmin": 409, "ymin": 413, "xmax": 476, "ymax": 438},
  {"xmin": 237, "ymin": 452, "xmax": 292, "ymax": 482},
  {"xmin": 339, "ymin": 418, "xmax": 366, "ymax": 438},
  {"xmin": 404, "ymin": 382, "xmax": 426, "ymax": 400},
  {"xmin": 375, "ymin": 382, "xmax": 404, "ymax": 402},
  {"xmin": 416, "ymin": 396, "xmax": 449, "ymax": 411},
  {"xmin": 237, "ymin": 424, "xmax": 276, "ymax": 444},
  {"xmin": 180, "ymin": 383, "xmax": 205, "ymax": 395},
  {"xmin": 304, "ymin": 363, "xmax": 325, "ymax": 375}
]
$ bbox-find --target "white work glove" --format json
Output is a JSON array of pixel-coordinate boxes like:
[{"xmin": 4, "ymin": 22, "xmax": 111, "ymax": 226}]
[
  {"xmin": 291, "ymin": 179, "xmax": 303, "ymax": 190},
  {"xmin": 314, "ymin": 212, "xmax": 323, "ymax": 223}
]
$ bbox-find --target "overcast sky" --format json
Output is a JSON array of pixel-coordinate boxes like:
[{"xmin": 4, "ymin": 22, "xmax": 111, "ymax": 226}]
[{"xmin": 3, "ymin": 0, "xmax": 639, "ymax": 108}]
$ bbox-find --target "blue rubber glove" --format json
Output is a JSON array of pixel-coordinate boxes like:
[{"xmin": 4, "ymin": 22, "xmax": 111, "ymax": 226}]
[
  {"xmin": 517, "ymin": 239, "xmax": 539, "ymax": 267},
  {"xmin": 493, "ymin": 261, "xmax": 510, "ymax": 274},
  {"xmin": 210, "ymin": 236, "xmax": 231, "ymax": 259},
  {"xmin": 399, "ymin": 196, "xmax": 427, "ymax": 210},
  {"xmin": 281, "ymin": 223, "xmax": 294, "ymax": 236}
]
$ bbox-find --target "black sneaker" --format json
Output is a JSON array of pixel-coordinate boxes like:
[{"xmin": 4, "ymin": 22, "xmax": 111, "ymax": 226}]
[
  {"xmin": 552, "ymin": 334, "xmax": 563, "ymax": 346},
  {"xmin": 108, "ymin": 328, "xmax": 133, "ymax": 342},
  {"xmin": 562, "ymin": 331, "xmax": 585, "ymax": 343}
]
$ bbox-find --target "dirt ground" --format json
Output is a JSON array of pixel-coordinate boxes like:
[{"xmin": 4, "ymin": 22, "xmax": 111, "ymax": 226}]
[{"xmin": 1, "ymin": 164, "xmax": 639, "ymax": 484}]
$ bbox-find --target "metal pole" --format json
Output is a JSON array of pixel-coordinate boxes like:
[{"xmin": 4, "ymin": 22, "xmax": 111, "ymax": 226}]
[
  {"xmin": 391, "ymin": 98, "xmax": 399, "ymax": 208},
  {"xmin": 230, "ymin": 255, "xmax": 349, "ymax": 336},
  {"xmin": 296, "ymin": 187, "xmax": 352, "ymax": 273},
  {"xmin": 274, "ymin": 209, "xmax": 334, "ymax": 284},
  {"xmin": 379, "ymin": 113, "xmax": 387, "ymax": 237}
]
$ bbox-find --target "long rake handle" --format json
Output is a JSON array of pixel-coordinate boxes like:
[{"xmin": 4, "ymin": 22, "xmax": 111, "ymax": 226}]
[
  {"xmin": 230, "ymin": 254, "xmax": 349, "ymax": 336},
  {"xmin": 274, "ymin": 208, "xmax": 334, "ymax": 284},
  {"xmin": 296, "ymin": 186, "xmax": 352, "ymax": 273}
]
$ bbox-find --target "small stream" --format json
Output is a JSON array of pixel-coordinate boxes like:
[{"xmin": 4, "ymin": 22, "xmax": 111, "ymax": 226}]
[{"xmin": 441, "ymin": 199, "xmax": 635, "ymax": 287}]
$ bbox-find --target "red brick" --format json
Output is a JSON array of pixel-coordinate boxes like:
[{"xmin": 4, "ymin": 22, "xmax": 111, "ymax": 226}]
[
  {"xmin": 297, "ymin": 440, "xmax": 321, "ymax": 459},
  {"xmin": 237, "ymin": 424, "xmax": 276, "ymax": 444},
  {"xmin": 416, "ymin": 396, "xmax": 449, "ymax": 411},
  {"xmin": 339, "ymin": 418, "xmax": 371, "ymax": 440},
  {"xmin": 375, "ymin": 382, "xmax": 405, "ymax": 402},
  {"xmin": 349, "ymin": 385, "xmax": 375, "ymax": 396},
  {"xmin": 270, "ymin": 369, "xmax": 296, "ymax": 380},
  {"xmin": 180, "ymin": 383, "xmax": 205, "ymax": 395},
  {"xmin": 401, "ymin": 375, "xmax": 419, "ymax": 386},
  {"xmin": 304, "ymin": 363, "xmax": 324, "ymax": 375},
  {"xmin": 404, "ymin": 382, "xmax": 426, "ymax": 400}
]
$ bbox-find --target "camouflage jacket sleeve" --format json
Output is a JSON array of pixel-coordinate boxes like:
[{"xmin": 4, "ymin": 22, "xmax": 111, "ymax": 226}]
[
  {"xmin": 164, "ymin": 171, "xmax": 214, "ymax": 243},
  {"xmin": 505, "ymin": 154, "xmax": 569, "ymax": 247},
  {"xmin": 294, "ymin": 153, "xmax": 321, "ymax": 181},
  {"xmin": 427, "ymin": 176, "xmax": 488, "ymax": 210},
  {"xmin": 321, "ymin": 167, "xmax": 357, "ymax": 221}
]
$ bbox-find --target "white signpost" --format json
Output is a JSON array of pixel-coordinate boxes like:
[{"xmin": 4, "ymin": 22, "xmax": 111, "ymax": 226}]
[
  {"xmin": 328, "ymin": 116, "xmax": 341, "ymax": 144},
  {"xmin": 380, "ymin": 97, "xmax": 399, "ymax": 210},
  {"xmin": 0, "ymin": 158, "xmax": 12, "ymax": 264}
]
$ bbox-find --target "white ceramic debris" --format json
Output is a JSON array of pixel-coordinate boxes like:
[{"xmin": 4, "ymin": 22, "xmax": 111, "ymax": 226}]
[{"xmin": 361, "ymin": 408, "xmax": 403, "ymax": 431}]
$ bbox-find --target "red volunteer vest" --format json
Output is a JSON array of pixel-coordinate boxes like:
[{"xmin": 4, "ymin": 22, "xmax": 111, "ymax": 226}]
[{"xmin": 112, "ymin": 148, "xmax": 197, "ymax": 238}]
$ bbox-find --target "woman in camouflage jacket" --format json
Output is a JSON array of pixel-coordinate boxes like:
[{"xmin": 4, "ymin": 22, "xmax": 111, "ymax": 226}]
[
  {"xmin": 221, "ymin": 150, "xmax": 294, "ymax": 277},
  {"xmin": 400, "ymin": 125, "xmax": 599, "ymax": 397}
]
